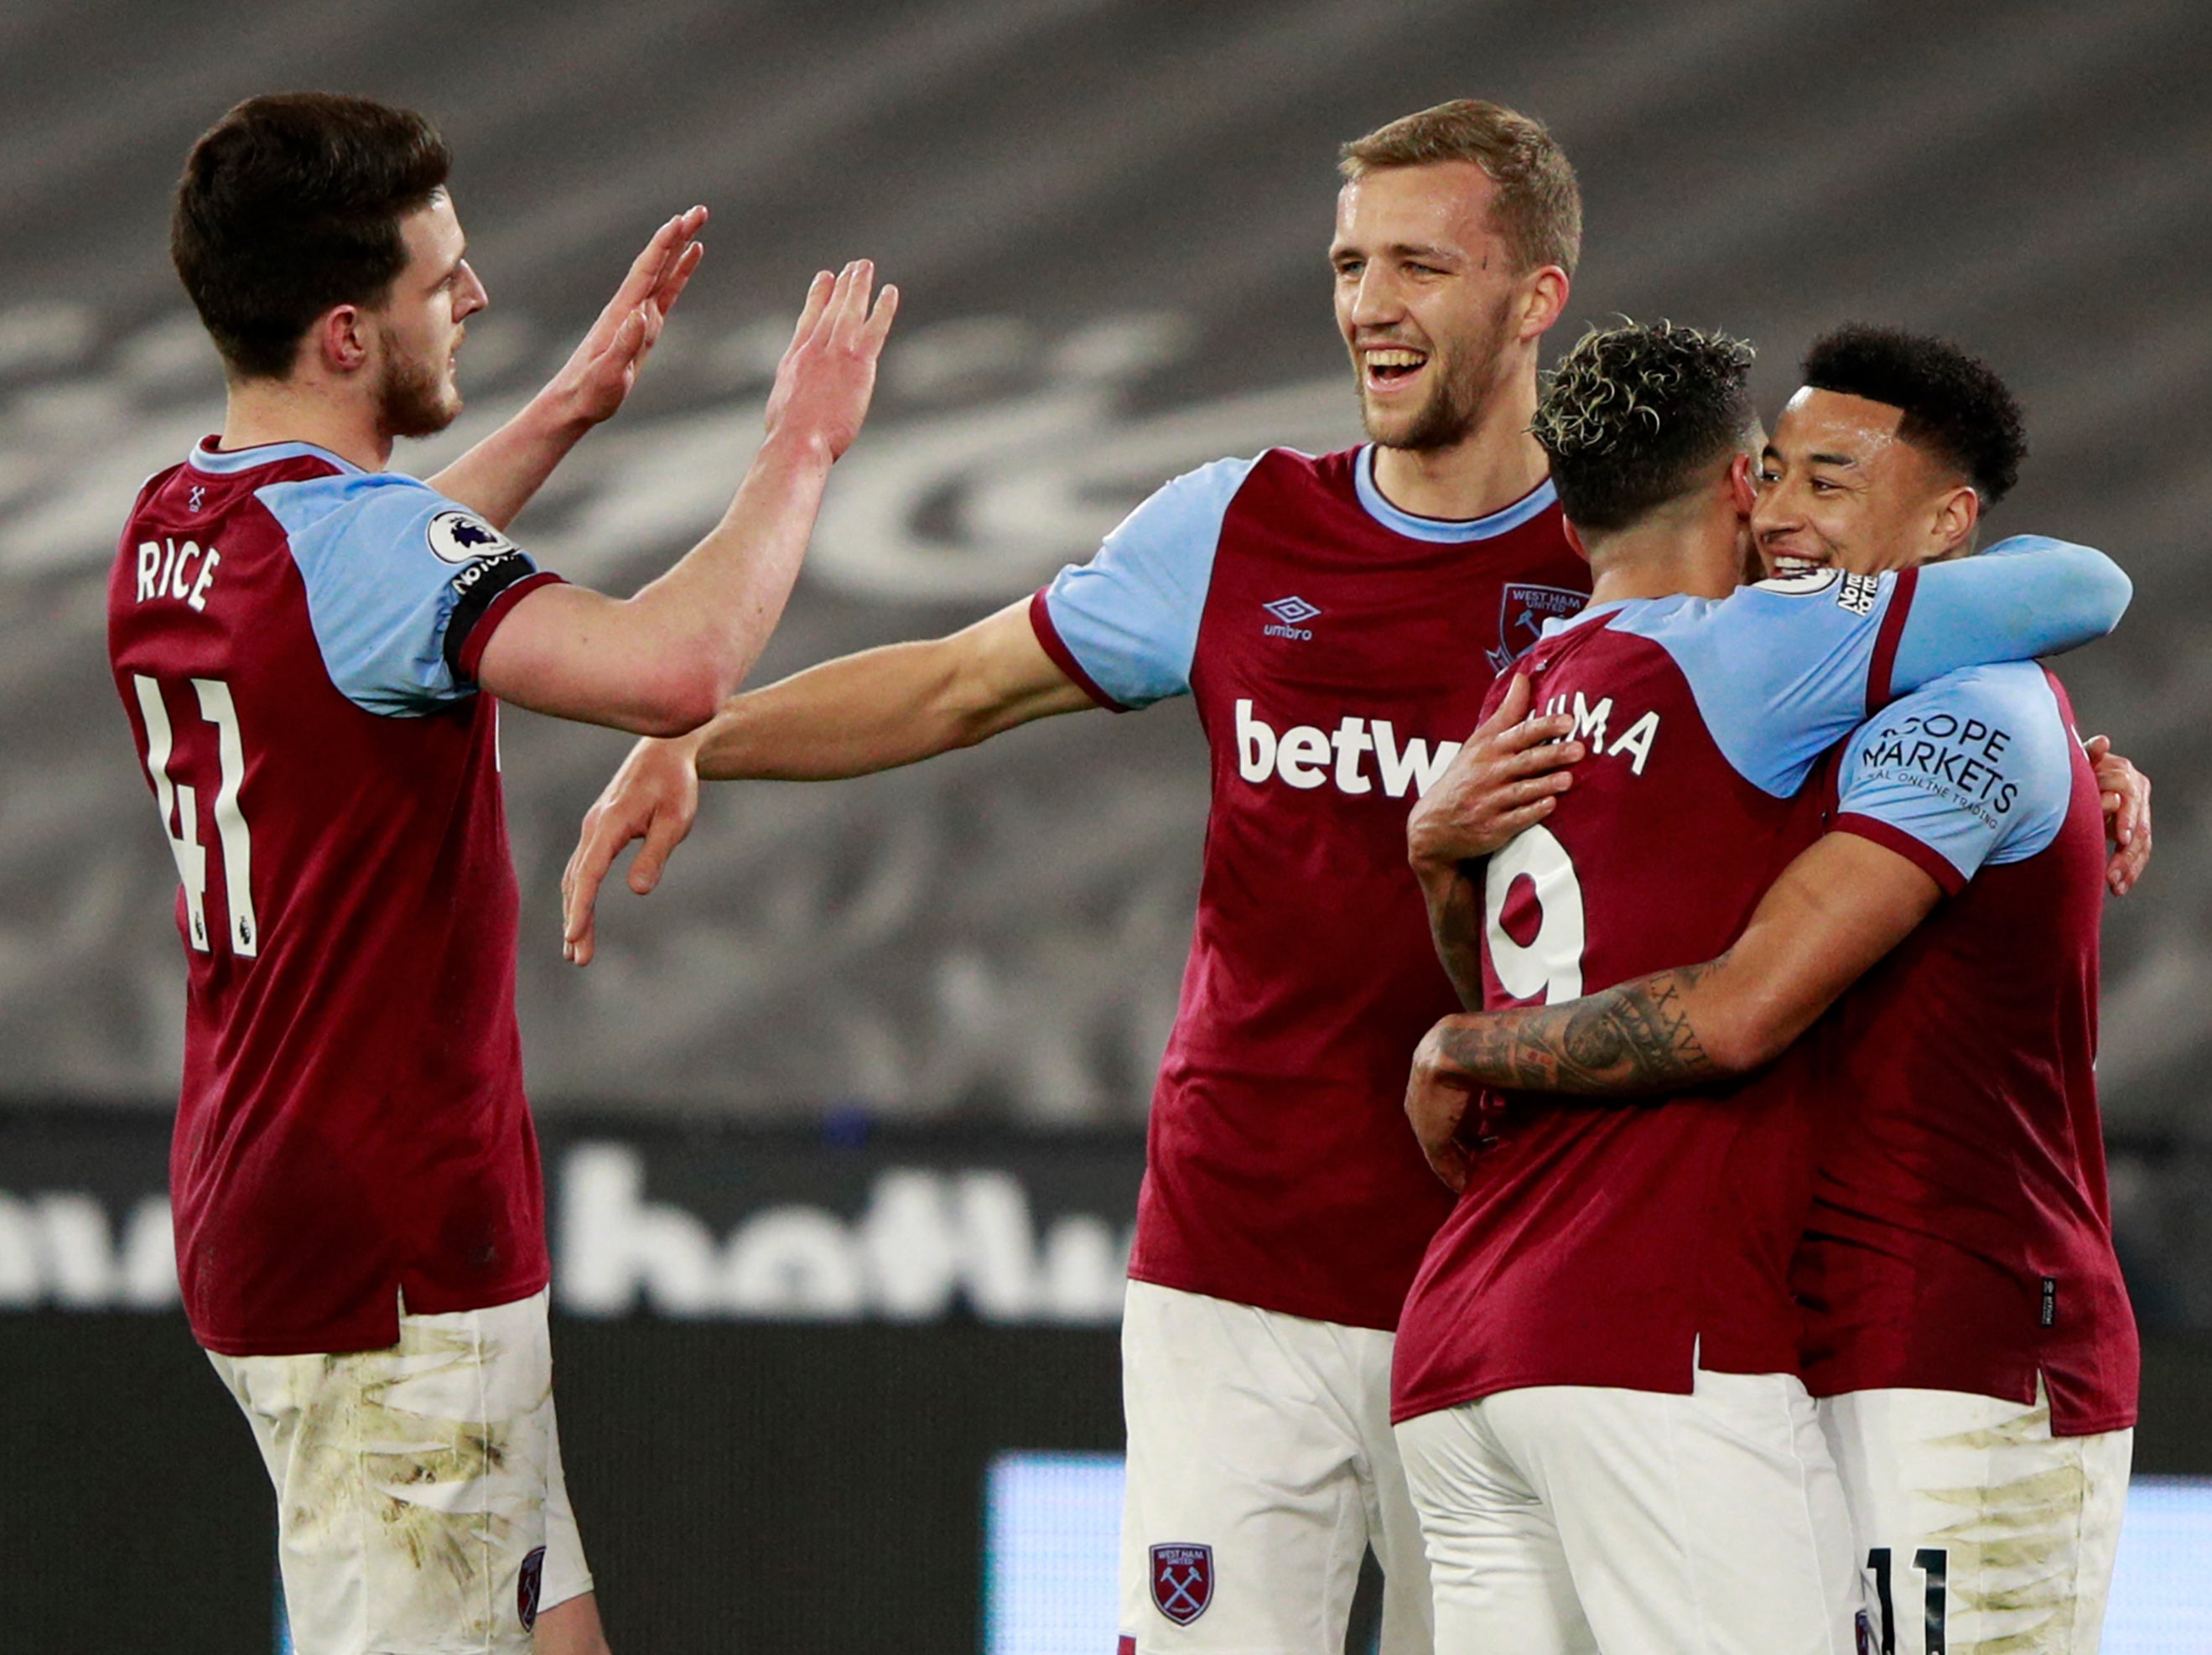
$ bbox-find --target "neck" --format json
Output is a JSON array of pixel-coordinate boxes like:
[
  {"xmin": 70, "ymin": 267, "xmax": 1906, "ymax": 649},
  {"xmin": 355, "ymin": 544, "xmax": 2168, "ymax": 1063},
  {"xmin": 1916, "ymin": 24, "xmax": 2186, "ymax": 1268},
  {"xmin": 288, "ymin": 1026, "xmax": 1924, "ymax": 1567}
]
[
  {"xmin": 219, "ymin": 376, "xmax": 391, "ymax": 472},
  {"xmin": 1368, "ymin": 361, "xmax": 1547, "ymax": 520},
  {"xmin": 1583, "ymin": 507, "xmax": 1741, "ymax": 606}
]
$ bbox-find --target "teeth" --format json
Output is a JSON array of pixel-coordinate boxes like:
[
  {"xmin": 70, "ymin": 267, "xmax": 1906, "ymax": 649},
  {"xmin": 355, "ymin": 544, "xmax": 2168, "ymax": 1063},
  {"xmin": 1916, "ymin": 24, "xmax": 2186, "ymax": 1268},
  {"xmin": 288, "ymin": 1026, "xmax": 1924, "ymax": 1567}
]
[{"xmin": 1366, "ymin": 349, "xmax": 1425, "ymax": 368}]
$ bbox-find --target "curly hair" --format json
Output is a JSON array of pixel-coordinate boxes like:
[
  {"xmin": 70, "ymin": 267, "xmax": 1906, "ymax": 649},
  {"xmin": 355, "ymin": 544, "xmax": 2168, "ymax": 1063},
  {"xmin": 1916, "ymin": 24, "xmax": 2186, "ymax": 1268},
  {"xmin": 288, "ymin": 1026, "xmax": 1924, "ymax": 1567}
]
[
  {"xmin": 1530, "ymin": 319, "xmax": 1757, "ymax": 533},
  {"xmin": 1801, "ymin": 324, "xmax": 2027, "ymax": 505}
]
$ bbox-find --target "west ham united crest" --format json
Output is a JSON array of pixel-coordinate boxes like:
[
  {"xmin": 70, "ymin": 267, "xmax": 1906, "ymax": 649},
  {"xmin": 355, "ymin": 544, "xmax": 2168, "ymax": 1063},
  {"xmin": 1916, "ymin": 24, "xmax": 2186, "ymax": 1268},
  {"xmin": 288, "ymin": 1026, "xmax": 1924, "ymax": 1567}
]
[
  {"xmin": 1488, "ymin": 583, "xmax": 1586, "ymax": 672},
  {"xmin": 517, "ymin": 1545, "xmax": 546, "ymax": 1632},
  {"xmin": 1150, "ymin": 1543, "xmax": 1213, "ymax": 1626}
]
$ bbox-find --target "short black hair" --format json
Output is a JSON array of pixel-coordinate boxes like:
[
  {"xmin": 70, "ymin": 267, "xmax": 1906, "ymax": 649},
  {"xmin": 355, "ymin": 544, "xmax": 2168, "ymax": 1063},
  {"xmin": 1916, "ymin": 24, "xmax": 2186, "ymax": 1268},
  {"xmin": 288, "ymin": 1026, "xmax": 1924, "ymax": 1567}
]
[
  {"xmin": 1531, "ymin": 319, "xmax": 1757, "ymax": 534},
  {"xmin": 172, "ymin": 93, "xmax": 452, "ymax": 380},
  {"xmin": 1800, "ymin": 324, "xmax": 2027, "ymax": 505}
]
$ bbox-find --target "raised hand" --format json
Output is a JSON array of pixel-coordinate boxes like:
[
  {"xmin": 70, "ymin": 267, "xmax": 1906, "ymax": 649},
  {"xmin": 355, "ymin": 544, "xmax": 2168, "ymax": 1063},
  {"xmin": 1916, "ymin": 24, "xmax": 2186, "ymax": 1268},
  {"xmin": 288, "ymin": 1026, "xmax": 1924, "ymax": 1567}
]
[
  {"xmin": 2083, "ymin": 734, "xmax": 2152, "ymax": 896},
  {"xmin": 562, "ymin": 731, "xmax": 706, "ymax": 966},
  {"xmin": 1407, "ymin": 673, "xmax": 1581, "ymax": 872},
  {"xmin": 549, "ymin": 206, "xmax": 709, "ymax": 428},
  {"xmin": 763, "ymin": 260, "xmax": 899, "ymax": 461}
]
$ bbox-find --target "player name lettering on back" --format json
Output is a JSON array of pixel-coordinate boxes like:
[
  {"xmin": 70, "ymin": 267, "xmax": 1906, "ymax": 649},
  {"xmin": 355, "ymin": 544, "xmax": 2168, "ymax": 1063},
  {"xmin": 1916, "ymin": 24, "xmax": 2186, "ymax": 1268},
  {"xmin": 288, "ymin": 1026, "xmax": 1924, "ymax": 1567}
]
[
  {"xmin": 1540, "ymin": 689, "xmax": 1659, "ymax": 776},
  {"xmin": 134, "ymin": 538, "xmax": 221, "ymax": 612},
  {"xmin": 1235, "ymin": 699, "xmax": 1459, "ymax": 798}
]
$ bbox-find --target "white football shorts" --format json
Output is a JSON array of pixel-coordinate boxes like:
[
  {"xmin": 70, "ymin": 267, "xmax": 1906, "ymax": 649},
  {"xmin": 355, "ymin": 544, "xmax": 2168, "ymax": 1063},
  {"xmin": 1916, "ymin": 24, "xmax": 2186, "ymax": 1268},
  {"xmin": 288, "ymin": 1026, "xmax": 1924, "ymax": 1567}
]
[
  {"xmin": 1118, "ymin": 1280, "xmax": 1431, "ymax": 1655},
  {"xmin": 1395, "ymin": 1366, "xmax": 1861, "ymax": 1655},
  {"xmin": 1820, "ymin": 1384, "xmax": 2132, "ymax": 1655},
  {"xmin": 207, "ymin": 1287, "xmax": 592, "ymax": 1655}
]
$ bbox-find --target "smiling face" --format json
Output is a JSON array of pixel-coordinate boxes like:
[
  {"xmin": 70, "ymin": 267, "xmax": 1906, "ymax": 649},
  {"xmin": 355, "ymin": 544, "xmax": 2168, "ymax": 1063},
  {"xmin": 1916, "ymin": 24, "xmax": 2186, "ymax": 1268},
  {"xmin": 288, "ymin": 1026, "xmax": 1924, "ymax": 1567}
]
[
  {"xmin": 367, "ymin": 189, "xmax": 486, "ymax": 439},
  {"xmin": 1752, "ymin": 387, "xmax": 1980, "ymax": 575},
  {"xmin": 1331, "ymin": 161, "xmax": 1532, "ymax": 452}
]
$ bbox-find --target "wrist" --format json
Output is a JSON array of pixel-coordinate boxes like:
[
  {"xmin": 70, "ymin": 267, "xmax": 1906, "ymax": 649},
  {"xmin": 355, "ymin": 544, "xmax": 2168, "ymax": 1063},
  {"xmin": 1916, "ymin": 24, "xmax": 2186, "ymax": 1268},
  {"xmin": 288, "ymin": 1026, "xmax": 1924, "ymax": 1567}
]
[
  {"xmin": 755, "ymin": 423, "xmax": 837, "ymax": 474},
  {"xmin": 688, "ymin": 705, "xmax": 747, "ymax": 779},
  {"xmin": 527, "ymin": 379, "xmax": 601, "ymax": 444}
]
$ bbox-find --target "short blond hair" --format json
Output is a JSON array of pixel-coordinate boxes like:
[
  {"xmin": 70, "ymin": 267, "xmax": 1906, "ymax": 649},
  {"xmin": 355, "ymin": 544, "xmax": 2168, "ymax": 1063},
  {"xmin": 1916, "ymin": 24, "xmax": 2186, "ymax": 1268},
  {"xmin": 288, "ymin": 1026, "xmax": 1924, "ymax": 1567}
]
[{"xmin": 1340, "ymin": 99, "xmax": 1581, "ymax": 276}]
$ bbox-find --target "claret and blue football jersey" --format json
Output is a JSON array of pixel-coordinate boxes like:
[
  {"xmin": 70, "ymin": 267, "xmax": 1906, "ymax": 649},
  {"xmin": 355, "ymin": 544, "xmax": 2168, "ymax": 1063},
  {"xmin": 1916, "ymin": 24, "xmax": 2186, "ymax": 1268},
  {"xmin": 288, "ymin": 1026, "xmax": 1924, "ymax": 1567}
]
[
  {"xmin": 108, "ymin": 438, "xmax": 560, "ymax": 1356},
  {"xmin": 1390, "ymin": 539, "xmax": 2130, "ymax": 1420},
  {"xmin": 1802, "ymin": 661, "xmax": 2139, "ymax": 1434},
  {"xmin": 1032, "ymin": 444, "xmax": 1591, "ymax": 1331}
]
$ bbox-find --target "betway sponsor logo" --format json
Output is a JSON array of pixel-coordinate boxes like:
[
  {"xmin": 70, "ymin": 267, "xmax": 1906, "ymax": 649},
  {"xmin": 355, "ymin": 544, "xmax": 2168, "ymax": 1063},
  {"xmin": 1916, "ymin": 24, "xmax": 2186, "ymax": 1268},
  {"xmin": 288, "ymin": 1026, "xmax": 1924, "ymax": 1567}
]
[
  {"xmin": 1234, "ymin": 699, "xmax": 1459, "ymax": 797},
  {"xmin": 559, "ymin": 1145, "xmax": 1129, "ymax": 1323}
]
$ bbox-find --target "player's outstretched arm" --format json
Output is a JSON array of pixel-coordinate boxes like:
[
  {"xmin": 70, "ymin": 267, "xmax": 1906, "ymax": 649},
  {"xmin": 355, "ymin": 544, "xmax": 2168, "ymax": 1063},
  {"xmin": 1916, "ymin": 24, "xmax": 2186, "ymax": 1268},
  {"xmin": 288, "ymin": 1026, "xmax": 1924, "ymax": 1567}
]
[
  {"xmin": 430, "ymin": 208, "xmax": 708, "ymax": 528},
  {"xmin": 1407, "ymin": 673, "xmax": 1581, "ymax": 1005},
  {"xmin": 1405, "ymin": 833, "xmax": 1940, "ymax": 1191},
  {"xmin": 476, "ymin": 260, "xmax": 896, "ymax": 736},
  {"xmin": 560, "ymin": 598, "xmax": 1095, "ymax": 963}
]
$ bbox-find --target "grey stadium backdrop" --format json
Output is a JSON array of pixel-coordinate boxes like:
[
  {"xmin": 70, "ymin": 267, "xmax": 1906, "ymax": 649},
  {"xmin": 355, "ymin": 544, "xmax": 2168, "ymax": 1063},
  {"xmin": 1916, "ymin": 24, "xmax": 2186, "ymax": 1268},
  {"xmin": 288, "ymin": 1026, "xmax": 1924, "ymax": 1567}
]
[{"xmin": 3, "ymin": 0, "xmax": 2211, "ymax": 1644}]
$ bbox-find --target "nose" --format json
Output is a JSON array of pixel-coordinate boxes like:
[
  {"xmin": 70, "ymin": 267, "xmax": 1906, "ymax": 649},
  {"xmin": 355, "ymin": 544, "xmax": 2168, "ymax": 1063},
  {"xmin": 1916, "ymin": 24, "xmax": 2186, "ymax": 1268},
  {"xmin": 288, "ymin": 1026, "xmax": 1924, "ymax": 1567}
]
[
  {"xmin": 1347, "ymin": 264, "xmax": 1404, "ymax": 331},
  {"xmin": 1750, "ymin": 475, "xmax": 1799, "ymax": 541},
  {"xmin": 456, "ymin": 260, "xmax": 489, "ymax": 319}
]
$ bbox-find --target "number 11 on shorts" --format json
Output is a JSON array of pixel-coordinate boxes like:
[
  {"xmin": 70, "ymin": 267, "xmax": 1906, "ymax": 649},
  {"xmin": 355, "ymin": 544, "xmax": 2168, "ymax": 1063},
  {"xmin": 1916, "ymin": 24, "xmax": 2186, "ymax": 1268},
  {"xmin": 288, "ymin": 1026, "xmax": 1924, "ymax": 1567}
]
[{"xmin": 1867, "ymin": 1545, "xmax": 1946, "ymax": 1655}]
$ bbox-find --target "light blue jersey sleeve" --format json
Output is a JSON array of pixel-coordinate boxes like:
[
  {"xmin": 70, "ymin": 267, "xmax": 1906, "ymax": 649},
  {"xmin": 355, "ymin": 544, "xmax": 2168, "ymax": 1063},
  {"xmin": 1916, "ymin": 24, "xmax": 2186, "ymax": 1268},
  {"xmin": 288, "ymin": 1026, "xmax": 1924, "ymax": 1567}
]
[
  {"xmin": 1833, "ymin": 663, "xmax": 2077, "ymax": 892},
  {"xmin": 1606, "ymin": 533, "xmax": 2127, "ymax": 796},
  {"xmin": 1032, "ymin": 455, "xmax": 1259, "ymax": 709},
  {"xmin": 257, "ymin": 471, "xmax": 556, "ymax": 717}
]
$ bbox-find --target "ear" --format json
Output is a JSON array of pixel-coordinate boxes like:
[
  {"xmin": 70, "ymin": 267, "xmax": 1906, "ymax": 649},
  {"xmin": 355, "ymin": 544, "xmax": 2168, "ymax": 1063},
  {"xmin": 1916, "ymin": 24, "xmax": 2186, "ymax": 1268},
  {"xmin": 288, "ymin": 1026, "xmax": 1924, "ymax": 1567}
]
[
  {"xmin": 1729, "ymin": 450, "xmax": 1758, "ymax": 518},
  {"xmin": 1516, "ymin": 265, "xmax": 1571, "ymax": 343},
  {"xmin": 1562, "ymin": 516, "xmax": 1589, "ymax": 563},
  {"xmin": 311, "ymin": 304, "xmax": 372, "ymax": 377},
  {"xmin": 1928, "ymin": 483, "xmax": 1981, "ymax": 558}
]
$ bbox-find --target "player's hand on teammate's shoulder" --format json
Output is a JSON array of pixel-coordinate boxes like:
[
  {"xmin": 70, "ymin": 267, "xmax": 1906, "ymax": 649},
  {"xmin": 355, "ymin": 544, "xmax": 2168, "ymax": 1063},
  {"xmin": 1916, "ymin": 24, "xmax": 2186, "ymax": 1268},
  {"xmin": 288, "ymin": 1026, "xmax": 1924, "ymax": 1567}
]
[
  {"xmin": 2083, "ymin": 734, "xmax": 2152, "ymax": 896},
  {"xmin": 763, "ymin": 260, "xmax": 898, "ymax": 461},
  {"xmin": 562, "ymin": 730, "xmax": 706, "ymax": 966},
  {"xmin": 1406, "ymin": 673, "xmax": 1581, "ymax": 871},
  {"xmin": 548, "ymin": 206, "xmax": 709, "ymax": 429}
]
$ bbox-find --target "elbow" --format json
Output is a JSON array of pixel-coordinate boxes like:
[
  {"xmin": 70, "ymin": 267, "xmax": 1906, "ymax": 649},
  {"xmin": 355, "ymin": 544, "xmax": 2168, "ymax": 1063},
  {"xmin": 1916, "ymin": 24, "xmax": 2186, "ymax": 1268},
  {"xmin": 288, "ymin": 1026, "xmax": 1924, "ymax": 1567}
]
[
  {"xmin": 2043, "ymin": 545, "xmax": 2133, "ymax": 637},
  {"xmin": 2088, "ymin": 555, "xmax": 2133, "ymax": 635},
  {"xmin": 1693, "ymin": 1002, "xmax": 1791, "ymax": 1077},
  {"xmin": 627, "ymin": 655, "xmax": 730, "ymax": 739}
]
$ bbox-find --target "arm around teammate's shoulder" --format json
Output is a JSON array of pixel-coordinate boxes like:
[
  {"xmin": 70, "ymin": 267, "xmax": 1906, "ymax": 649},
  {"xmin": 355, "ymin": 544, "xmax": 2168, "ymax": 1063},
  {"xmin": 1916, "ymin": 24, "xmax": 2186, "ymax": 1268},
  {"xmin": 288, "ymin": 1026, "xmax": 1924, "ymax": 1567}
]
[
  {"xmin": 1892, "ymin": 535, "xmax": 2132, "ymax": 695},
  {"xmin": 476, "ymin": 262, "xmax": 896, "ymax": 735},
  {"xmin": 1405, "ymin": 833, "xmax": 1943, "ymax": 1185}
]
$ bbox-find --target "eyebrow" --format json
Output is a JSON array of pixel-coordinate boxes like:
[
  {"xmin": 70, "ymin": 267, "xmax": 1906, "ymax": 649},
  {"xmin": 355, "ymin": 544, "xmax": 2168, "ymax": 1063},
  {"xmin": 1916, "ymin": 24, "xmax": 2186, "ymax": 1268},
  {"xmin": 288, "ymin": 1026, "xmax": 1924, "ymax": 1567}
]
[
  {"xmin": 1332, "ymin": 243, "xmax": 1458, "ymax": 272},
  {"xmin": 1763, "ymin": 442, "xmax": 1860, "ymax": 468}
]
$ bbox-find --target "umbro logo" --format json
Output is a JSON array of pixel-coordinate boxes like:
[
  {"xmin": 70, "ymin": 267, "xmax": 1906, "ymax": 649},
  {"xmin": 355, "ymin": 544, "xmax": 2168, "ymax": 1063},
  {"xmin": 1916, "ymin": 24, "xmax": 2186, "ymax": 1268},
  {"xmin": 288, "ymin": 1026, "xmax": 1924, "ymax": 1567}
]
[{"xmin": 1262, "ymin": 595, "xmax": 1318, "ymax": 640}]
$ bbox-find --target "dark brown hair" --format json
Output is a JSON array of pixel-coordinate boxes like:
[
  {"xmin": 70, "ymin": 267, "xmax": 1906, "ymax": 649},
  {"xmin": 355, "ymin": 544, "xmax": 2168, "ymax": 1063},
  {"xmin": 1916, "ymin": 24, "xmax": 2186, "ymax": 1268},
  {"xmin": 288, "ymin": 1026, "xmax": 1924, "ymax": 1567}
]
[
  {"xmin": 172, "ymin": 93, "xmax": 452, "ymax": 379},
  {"xmin": 1340, "ymin": 99, "xmax": 1581, "ymax": 275}
]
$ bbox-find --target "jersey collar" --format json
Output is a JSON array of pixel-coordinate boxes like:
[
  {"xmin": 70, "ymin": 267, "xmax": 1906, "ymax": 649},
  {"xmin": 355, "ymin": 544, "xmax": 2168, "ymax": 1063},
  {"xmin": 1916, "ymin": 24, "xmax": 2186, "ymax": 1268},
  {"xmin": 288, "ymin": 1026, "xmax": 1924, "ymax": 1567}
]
[
  {"xmin": 1353, "ymin": 444, "xmax": 1557, "ymax": 542},
  {"xmin": 187, "ymin": 437, "xmax": 364, "ymax": 477}
]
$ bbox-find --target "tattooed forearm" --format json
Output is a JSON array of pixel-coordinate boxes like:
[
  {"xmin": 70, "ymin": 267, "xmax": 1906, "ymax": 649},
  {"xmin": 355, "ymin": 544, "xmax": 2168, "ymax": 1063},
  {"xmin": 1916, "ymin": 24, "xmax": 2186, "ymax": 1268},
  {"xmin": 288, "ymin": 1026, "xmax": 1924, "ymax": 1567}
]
[{"xmin": 1431, "ymin": 962, "xmax": 1723, "ymax": 1095}]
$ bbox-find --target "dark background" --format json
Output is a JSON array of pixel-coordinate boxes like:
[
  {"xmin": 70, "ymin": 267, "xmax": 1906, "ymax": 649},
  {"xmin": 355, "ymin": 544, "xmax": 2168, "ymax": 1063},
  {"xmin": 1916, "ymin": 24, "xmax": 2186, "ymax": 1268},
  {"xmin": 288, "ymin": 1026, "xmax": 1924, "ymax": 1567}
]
[{"xmin": 3, "ymin": 1, "xmax": 2209, "ymax": 1647}]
